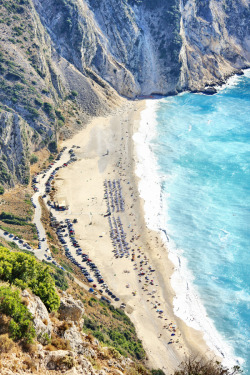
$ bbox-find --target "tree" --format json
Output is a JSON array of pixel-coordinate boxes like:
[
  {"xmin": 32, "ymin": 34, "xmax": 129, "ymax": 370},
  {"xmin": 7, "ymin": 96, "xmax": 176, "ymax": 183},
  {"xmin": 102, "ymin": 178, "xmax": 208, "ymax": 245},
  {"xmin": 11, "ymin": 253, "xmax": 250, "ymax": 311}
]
[{"xmin": 173, "ymin": 356, "xmax": 242, "ymax": 375}]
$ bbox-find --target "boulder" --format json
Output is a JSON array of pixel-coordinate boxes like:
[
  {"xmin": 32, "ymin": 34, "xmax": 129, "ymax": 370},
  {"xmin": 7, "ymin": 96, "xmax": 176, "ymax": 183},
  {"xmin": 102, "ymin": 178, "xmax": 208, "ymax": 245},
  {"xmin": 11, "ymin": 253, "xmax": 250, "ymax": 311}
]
[
  {"xmin": 201, "ymin": 87, "xmax": 217, "ymax": 95},
  {"xmin": 63, "ymin": 323, "xmax": 84, "ymax": 353},
  {"xmin": 58, "ymin": 295, "xmax": 84, "ymax": 322}
]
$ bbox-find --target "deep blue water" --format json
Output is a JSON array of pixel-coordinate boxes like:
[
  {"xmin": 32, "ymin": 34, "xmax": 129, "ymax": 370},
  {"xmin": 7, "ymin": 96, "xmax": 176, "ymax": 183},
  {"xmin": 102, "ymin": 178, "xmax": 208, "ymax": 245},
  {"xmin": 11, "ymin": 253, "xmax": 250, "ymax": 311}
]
[{"xmin": 151, "ymin": 73, "xmax": 250, "ymax": 372}]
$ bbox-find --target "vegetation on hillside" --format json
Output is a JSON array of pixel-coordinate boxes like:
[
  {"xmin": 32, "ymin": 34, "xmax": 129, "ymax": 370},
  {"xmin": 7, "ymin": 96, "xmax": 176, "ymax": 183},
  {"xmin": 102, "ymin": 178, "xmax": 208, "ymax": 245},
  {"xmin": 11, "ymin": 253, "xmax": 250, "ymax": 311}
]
[
  {"xmin": 0, "ymin": 285, "xmax": 36, "ymax": 343},
  {"xmin": 83, "ymin": 297, "xmax": 145, "ymax": 360},
  {"xmin": 0, "ymin": 211, "xmax": 32, "ymax": 226},
  {"xmin": 0, "ymin": 247, "xmax": 60, "ymax": 311},
  {"xmin": 0, "ymin": 189, "xmax": 38, "ymax": 246}
]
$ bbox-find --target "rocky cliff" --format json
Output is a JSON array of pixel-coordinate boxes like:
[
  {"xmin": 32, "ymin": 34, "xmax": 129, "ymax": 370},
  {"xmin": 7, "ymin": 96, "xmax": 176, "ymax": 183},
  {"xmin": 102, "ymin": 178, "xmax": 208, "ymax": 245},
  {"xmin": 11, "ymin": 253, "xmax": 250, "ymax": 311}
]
[
  {"xmin": 0, "ymin": 287, "xmax": 143, "ymax": 375},
  {"xmin": 0, "ymin": 0, "xmax": 249, "ymax": 185}
]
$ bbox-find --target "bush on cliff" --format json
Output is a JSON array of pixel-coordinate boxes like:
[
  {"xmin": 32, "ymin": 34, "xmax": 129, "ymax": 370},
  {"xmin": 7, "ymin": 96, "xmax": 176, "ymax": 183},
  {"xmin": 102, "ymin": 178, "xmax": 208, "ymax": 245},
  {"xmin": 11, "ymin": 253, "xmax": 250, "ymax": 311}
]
[
  {"xmin": 173, "ymin": 356, "xmax": 242, "ymax": 375},
  {"xmin": 0, "ymin": 285, "xmax": 36, "ymax": 343},
  {"xmin": 0, "ymin": 247, "xmax": 60, "ymax": 312}
]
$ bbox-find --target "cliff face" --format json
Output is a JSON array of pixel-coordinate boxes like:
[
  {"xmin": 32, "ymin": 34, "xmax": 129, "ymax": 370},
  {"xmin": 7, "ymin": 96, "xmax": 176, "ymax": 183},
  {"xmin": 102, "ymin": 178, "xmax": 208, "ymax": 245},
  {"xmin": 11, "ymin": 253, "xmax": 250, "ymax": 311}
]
[
  {"xmin": 0, "ymin": 0, "xmax": 249, "ymax": 185},
  {"xmin": 0, "ymin": 111, "xmax": 37, "ymax": 186},
  {"xmin": 33, "ymin": 0, "xmax": 249, "ymax": 96},
  {"xmin": 32, "ymin": 0, "xmax": 183, "ymax": 97},
  {"xmin": 179, "ymin": 0, "xmax": 250, "ymax": 91}
]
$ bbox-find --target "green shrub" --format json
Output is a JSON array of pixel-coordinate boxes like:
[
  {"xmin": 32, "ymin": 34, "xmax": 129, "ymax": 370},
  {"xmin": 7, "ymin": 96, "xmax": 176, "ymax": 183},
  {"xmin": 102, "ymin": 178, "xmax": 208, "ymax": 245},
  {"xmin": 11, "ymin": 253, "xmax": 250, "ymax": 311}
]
[
  {"xmin": 0, "ymin": 185, "xmax": 4, "ymax": 195},
  {"xmin": 71, "ymin": 90, "xmax": 78, "ymax": 98},
  {"xmin": 83, "ymin": 314, "xmax": 145, "ymax": 360},
  {"xmin": 0, "ymin": 161, "xmax": 11, "ymax": 184},
  {"xmin": 0, "ymin": 247, "xmax": 60, "ymax": 311},
  {"xmin": 152, "ymin": 370, "xmax": 165, "ymax": 375},
  {"xmin": 173, "ymin": 356, "xmax": 242, "ymax": 375},
  {"xmin": 43, "ymin": 102, "xmax": 54, "ymax": 118},
  {"xmin": 34, "ymin": 98, "xmax": 43, "ymax": 107},
  {"xmin": 47, "ymin": 261, "xmax": 69, "ymax": 291},
  {"xmin": 0, "ymin": 285, "xmax": 36, "ymax": 343},
  {"xmin": 58, "ymin": 120, "xmax": 64, "ymax": 127},
  {"xmin": 30, "ymin": 154, "xmax": 38, "ymax": 164},
  {"xmin": 0, "ymin": 211, "xmax": 28, "ymax": 225},
  {"xmin": 55, "ymin": 109, "xmax": 65, "ymax": 122},
  {"xmin": 48, "ymin": 141, "xmax": 57, "ymax": 153}
]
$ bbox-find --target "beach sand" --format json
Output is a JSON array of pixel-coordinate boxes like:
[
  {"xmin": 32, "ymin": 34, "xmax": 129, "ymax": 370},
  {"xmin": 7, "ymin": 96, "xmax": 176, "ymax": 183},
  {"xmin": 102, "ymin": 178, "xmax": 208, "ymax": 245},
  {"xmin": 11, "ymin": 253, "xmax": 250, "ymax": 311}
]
[{"xmin": 53, "ymin": 100, "xmax": 217, "ymax": 372}]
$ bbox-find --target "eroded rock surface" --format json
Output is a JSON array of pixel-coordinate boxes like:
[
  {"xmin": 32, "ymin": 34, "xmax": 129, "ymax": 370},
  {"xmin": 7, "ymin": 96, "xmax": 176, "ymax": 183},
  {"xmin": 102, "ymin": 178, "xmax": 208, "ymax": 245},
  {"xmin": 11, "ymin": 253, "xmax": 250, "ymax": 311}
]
[{"xmin": 58, "ymin": 295, "xmax": 84, "ymax": 323}]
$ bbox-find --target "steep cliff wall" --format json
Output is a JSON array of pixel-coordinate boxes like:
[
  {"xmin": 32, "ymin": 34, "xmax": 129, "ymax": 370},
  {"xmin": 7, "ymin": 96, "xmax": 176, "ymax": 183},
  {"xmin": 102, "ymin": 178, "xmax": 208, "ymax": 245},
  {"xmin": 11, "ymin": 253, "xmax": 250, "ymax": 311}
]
[
  {"xmin": 178, "ymin": 0, "xmax": 250, "ymax": 91},
  {"xmin": 33, "ymin": 0, "xmax": 182, "ymax": 97},
  {"xmin": 33, "ymin": 0, "xmax": 249, "ymax": 96},
  {"xmin": 0, "ymin": 111, "xmax": 37, "ymax": 186},
  {"xmin": 0, "ymin": 0, "xmax": 249, "ymax": 186}
]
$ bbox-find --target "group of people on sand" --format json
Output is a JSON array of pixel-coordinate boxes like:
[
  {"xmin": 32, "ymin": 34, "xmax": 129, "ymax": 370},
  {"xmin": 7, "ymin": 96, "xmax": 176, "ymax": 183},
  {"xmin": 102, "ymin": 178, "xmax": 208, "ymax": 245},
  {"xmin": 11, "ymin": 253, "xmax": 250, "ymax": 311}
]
[{"xmin": 130, "ymin": 245, "xmax": 182, "ymax": 347}]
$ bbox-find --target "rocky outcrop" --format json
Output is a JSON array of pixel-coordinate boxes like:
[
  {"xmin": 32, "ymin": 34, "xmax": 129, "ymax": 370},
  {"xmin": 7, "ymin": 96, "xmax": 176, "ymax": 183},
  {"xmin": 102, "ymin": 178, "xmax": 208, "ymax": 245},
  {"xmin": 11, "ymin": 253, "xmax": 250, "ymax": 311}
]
[
  {"xmin": 45, "ymin": 350, "xmax": 75, "ymax": 371},
  {"xmin": 178, "ymin": 0, "xmax": 250, "ymax": 91},
  {"xmin": 58, "ymin": 295, "xmax": 84, "ymax": 323},
  {"xmin": 0, "ymin": 288, "xmax": 142, "ymax": 375},
  {"xmin": 0, "ymin": 111, "xmax": 38, "ymax": 186},
  {"xmin": 22, "ymin": 289, "xmax": 52, "ymax": 344}
]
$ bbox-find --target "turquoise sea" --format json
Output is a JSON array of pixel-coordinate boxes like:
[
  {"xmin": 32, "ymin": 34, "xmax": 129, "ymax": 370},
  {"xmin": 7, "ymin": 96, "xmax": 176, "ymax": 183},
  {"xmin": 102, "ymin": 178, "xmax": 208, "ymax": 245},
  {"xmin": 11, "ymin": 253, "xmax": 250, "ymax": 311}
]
[{"xmin": 134, "ymin": 71, "xmax": 250, "ymax": 373}]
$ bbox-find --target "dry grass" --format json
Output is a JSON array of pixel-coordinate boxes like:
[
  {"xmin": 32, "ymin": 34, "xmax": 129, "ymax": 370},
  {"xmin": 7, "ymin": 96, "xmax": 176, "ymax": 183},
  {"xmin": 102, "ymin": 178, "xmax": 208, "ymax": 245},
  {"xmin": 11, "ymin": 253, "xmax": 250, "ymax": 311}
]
[
  {"xmin": 0, "ymin": 334, "xmax": 14, "ymax": 353},
  {"xmin": 0, "ymin": 185, "xmax": 37, "ymax": 245},
  {"xmin": 0, "ymin": 314, "xmax": 10, "ymax": 334},
  {"xmin": 86, "ymin": 333, "xmax": 95, "ymax": 344},
  {"xmin": 46, "ymin": 336, "xmax": 71, "ymax": 351},
  {"xmin": 21, "ymin": 297, "xmax": 29, "ymax": 306},
  {"xmin": 22, "ymin": 342, "xmax": 38, "ymax": 356},
  {"xmin": 22, "ymin": 357, "xmax": 37, "ymax": 372},
  {"xmin": 55, "ymin": 354, "xmax": 75, "ymax": 370},
  {"xmin": 57, "ymin": 320, "xmax": 72, "ymax": 334},
  {"xmin": 30, "ymin": 148, "xmax": 50, "ymax": 176}
]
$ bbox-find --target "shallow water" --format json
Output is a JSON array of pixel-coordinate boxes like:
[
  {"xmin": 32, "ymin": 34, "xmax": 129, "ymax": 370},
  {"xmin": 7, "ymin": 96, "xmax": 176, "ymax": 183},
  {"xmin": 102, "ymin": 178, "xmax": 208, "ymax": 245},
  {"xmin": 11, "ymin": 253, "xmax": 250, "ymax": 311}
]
[{"xmin": 134, "ymin": 71, "xmax": 250, "ymax": 373}]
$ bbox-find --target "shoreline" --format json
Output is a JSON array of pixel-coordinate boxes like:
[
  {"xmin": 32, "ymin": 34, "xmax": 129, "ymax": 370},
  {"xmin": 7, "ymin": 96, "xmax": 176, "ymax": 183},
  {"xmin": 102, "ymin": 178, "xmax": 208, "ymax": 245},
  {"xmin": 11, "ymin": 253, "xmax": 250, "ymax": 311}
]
[
  {"xmin": 133, "ymin": 100, "xmax": 239, "ymax": 369},
  {"xmin": 53, "ymin": 100, "xmax": 217, "ymax": 372}
]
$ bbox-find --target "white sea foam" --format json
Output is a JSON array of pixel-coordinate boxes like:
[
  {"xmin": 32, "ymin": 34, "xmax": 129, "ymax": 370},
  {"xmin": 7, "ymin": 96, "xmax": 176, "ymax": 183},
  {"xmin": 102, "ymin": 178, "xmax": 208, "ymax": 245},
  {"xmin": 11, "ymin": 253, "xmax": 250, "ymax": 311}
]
[
  {"xmin": 216, "ymin": 68, "xmax": 250, "ymax": 91},
  {"xmin": 133, "ymin": 100, "xmax": 167, "ymax": 231},
  {"xmin": 133, "ymin": 99, "xmax": 244, "ymax": 370}
]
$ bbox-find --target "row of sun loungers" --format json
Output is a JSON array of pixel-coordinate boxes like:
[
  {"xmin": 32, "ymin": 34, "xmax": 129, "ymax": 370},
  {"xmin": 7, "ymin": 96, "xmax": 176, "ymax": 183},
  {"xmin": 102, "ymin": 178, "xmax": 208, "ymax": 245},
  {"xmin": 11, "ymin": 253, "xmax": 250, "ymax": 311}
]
[
  {"xmin": 108, "ymin": 215, "xmax": 130, "ymax": 258},
  {"xmin": 104, "ymin": 179, "xmax": 125, "ymax": 213}
]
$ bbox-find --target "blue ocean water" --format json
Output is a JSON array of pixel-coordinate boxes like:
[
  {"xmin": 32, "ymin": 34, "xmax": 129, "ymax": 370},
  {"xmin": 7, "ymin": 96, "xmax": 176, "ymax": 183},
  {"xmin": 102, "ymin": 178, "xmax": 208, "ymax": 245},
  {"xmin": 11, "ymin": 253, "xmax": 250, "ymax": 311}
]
[{"xmin": 150, "ymin": 73, "xmax": 250, "ymax": 372}]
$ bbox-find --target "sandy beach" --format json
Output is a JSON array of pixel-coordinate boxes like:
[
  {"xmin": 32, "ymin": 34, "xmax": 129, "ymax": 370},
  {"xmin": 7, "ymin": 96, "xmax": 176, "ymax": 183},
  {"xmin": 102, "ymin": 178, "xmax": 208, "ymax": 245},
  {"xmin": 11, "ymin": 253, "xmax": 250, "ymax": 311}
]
[{"xmin": 53, "ymin": 100, "xmax": 217, "ymax": 372}]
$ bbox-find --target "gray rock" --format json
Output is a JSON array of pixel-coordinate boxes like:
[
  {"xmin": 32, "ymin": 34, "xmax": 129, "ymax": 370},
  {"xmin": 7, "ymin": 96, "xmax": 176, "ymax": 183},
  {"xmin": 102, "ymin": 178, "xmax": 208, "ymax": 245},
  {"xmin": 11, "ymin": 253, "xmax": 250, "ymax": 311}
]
[
  {"xmin": 22, "ymin": 289, "xmax": 52, "ymax": 344},
  {"xmin": 63, "ymin": 322, "xmax": 84, "ymax": 353},
  {"xmin": 58, "ymin": 295, "xmax": 84, "ymax": 322},
  {"xmin": 201, "ymin": 87, "xmax": 217, "ymax": 95},
  {"xmin": 45, "ymin": 350, "xmax": 75, "ymax": 371}
]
